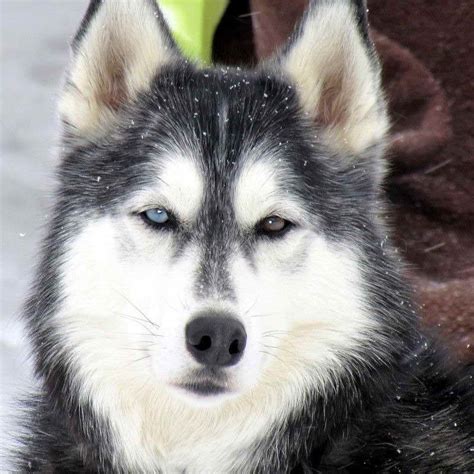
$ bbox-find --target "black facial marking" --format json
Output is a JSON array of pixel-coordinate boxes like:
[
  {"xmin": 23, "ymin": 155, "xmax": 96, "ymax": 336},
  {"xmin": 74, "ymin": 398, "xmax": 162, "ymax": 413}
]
[{"xmin": 56, "ymin": 62, "xmax": 379, "ymax": 299}]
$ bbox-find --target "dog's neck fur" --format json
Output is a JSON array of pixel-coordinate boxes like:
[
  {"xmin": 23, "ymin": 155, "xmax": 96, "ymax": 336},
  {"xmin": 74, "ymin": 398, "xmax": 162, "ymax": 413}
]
[
  {"xmin": 24, "ymin": 348, "xmax": 403, "ymax": 473},
  {"xmin": 25, "ymin": 386, "xmax": 335, "ymax": 472}
]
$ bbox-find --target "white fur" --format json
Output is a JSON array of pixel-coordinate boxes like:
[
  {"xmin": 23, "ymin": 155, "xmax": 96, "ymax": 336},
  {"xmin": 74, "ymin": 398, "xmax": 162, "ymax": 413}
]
[
  {"xmin": 278, "ymin": 0, "xmax": 388, "ymax": 155},
  {"xmin": 53, "ymin": 156, "xmax": 381, "ymax": 471},
  {"xmin": 233, "ymin": 156, "xmax": 305, "ymax": 229},
  {"xmin": 127, "ymin": 153, "xmax": 205, "ymax": 223}
]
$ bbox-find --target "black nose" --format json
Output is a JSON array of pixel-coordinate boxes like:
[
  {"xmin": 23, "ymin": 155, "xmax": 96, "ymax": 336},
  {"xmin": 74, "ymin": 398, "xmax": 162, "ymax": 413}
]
[{"xmin": 185, "ymin": 315, "xmax": 247, "ymax": 367}]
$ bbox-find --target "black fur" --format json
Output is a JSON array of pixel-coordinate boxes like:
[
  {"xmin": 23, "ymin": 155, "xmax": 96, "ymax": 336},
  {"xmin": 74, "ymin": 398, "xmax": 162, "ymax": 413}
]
[{"xmin": 13, "ymin": 0, "xmax": 473, "ymax": 472}]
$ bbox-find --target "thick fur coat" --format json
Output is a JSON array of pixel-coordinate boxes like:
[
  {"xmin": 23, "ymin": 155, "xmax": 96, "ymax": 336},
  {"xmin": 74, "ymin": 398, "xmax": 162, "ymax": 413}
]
[{"xmin": 14, "ymin": 0, "xmax": 473, "ymax": 472}]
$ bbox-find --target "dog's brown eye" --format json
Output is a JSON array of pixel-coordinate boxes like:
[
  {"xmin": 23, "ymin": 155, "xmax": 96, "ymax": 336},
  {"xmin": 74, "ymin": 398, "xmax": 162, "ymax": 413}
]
[{"xmin": 258, "ymin": 216, "xmax": 291, "ymax": 236}]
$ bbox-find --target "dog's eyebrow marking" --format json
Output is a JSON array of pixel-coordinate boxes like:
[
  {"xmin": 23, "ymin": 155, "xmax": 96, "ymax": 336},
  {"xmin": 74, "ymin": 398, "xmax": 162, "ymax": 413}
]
[
  {"xmin": 233, "ymin": 158, "xmax": 303, "ymax": 229},
  {"xmin": 160, "ymin": 154, "xmax": 204, "ymax": 221},
  {"xmin": 131, "ymin": 154, "xmax": 204, "ymax": 223}
]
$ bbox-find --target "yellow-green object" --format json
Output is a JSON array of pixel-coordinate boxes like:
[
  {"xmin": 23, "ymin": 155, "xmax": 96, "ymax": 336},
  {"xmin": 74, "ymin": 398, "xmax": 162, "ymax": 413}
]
[{"xmin": 158, "ymin": 0, "xmax": 229, "ymax": 64}]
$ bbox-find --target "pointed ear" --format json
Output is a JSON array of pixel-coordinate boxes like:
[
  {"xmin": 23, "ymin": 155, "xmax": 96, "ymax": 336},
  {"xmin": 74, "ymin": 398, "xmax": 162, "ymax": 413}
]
[
  {"xmin": 274, "ymin": 0, "xmax": 388, "ymax": 156},
  {"xmin": 59, "ymin": 0, "xmax": 179, "ymax": 139}
]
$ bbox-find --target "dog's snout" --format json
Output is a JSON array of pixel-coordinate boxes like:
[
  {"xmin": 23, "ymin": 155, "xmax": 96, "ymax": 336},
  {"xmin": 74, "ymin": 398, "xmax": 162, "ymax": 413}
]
[{"xmin": 185, "ymin": 315, "xmax": 247, "ymax": 367}]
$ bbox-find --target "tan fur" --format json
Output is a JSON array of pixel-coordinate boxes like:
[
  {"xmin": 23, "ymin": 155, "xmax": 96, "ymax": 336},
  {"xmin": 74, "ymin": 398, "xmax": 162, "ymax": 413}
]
[
  {"xmin": 59, "ymin": 0, "xmax": 177, "ymax": 138},
  {"xmin": 278, "ymin": 1, "xmax": 388, "ymax": 155}
]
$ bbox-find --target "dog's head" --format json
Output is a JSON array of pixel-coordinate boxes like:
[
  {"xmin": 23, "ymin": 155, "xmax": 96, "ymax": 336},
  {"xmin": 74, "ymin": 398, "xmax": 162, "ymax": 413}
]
[{"xmin": 30, "ymin": 0, "xmax": 412, "ymax": 468}]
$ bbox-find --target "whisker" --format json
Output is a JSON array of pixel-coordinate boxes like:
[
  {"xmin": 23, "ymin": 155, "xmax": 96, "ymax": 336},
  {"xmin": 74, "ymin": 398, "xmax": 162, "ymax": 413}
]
[
  {"xmin": 123, "ymin": 347, "xmax": 151, "ymax": 352},
  {"xmin": 121, "ymin": 353, "xmax": 152, "ymax": 370},
  {"xmin": 243, "ymin": 298, "xmax": 259, "ymax": 317},
  {"xmin": 113, "ymin": 312, "xmax": 160, "ymax": 336},
  {"xmin": 113, "ymin": 290, "xmax": 160, "ymax": 330},
  {"xmin": 113, "ymin": 311, "xmax": 156, "ymax": 327},
  {"xmin": 261, "ymin": 334, "xmax": 285, "ymax": 343},
  {"xmin": 258, "ymin": 350, "xmax": 287, "ymax": 366},
  {"xmin": 262, "ymin": 343, "xmax": 296, "ymax": 357},
  {"xmin": 112, "ymin": 331, "xmax": 163, "ymax": 338},
  {"xmin": 143, "ymin": 342, "xmax": 162, "ymax": 349},
  {"xmin": 132, "ymin": 355, "xmax": 152, "ymax": 364},
  {"xmin": 262, "ymin": 330, "xmax": 291, "ymax": 336},
  {"xmin": 177, "ymin": 295, "xmax": 191, "ymax": 312}
]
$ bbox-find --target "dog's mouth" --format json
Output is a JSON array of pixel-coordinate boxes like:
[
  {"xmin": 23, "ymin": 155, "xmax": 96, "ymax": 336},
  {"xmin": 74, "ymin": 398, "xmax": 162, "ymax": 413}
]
[
  {"xmin": 178, "ymin": 380, "xmax": 227, "ymax": 396},
  {"xmin": 174, "ymin": 368, "xmax": 230, "ymax": 397}
]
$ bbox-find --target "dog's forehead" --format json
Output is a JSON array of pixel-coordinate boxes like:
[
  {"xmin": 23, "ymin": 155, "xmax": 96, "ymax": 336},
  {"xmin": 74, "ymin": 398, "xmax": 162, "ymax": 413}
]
[
  {"xmin": 147, "ymin": 66, "xmax": 302, "ymax": 161},
  {"xmin": 140, "ymin": 68, "xmax": 307, "ymax": 218}
]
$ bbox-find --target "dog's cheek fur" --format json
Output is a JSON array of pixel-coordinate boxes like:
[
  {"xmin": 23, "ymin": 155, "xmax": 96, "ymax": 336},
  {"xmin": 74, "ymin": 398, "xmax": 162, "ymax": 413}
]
[
  {"xmin": 50, "ymin": 216, "xmax": 198, "ymax": 471},
  {"xmin": 47, "ymin": 215, "xmax": 265, "ymax": 472},
  {"xmin": 232, "ymin": 231, "xmax": 381, "ymax": 390}
]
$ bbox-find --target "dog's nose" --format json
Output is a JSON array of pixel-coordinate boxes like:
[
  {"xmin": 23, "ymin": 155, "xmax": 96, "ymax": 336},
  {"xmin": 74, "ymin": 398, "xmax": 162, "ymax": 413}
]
[{"xmin": 185, "ymin": 315, "xmax": 247, "ymax": 367}]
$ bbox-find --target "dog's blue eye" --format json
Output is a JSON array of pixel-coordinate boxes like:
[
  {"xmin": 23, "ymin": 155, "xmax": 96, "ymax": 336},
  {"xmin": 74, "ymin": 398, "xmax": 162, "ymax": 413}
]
[{"xmin": 143, "ymin": 208, "xmax": 169, "ymax": 225}]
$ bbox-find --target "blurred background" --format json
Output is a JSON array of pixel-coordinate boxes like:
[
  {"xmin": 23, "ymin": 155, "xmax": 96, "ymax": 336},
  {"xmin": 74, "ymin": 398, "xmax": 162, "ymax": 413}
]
[{"xmin": 0, "ymin": 0, "xmax": 88, "ymax": 446}]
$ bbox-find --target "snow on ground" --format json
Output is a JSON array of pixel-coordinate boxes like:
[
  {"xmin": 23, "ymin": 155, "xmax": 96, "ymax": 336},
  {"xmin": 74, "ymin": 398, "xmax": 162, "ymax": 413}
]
[{"xmin": 0, "ymin": 0, "xmax": 88, "ymax": 466}]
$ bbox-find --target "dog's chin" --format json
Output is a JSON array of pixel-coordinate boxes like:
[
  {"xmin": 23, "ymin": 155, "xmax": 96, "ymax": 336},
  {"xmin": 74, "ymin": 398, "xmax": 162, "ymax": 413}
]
[{"xmin": 169, "ymin": 369, "xmax": 239, "ymax": 406}]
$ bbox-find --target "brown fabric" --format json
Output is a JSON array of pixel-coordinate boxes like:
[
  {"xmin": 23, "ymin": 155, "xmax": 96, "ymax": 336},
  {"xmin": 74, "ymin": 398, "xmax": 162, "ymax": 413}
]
[
  {"xmin": 213, "ymin": 0, "xmax": 473, "ymax": 360},
  {"xmin": 368, "ymin": 1, "xmax": 474, "ymax": 362}
]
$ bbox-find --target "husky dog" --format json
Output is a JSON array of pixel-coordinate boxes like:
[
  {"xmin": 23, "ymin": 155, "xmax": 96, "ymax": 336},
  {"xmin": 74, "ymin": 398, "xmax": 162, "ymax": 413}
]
[{"xmin": 14, "ymin": 0, "xmax": 473, "ymax": 472}]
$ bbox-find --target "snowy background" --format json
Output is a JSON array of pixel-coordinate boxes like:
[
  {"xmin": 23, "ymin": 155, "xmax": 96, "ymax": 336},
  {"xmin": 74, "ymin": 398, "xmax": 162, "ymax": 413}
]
[{"xmin": 1, "ymin": 0, "xmax": 88, "ymax": 464}]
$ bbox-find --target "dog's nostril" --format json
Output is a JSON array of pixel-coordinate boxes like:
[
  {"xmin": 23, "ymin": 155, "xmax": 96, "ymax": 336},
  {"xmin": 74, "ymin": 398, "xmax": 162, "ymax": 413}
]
[
  {"xmin": 194, "ymin": 335, "xmax": 212, "ymax": 351},
  {"xmin": 229, "ymin": 339, "xmax": 240, "ymax": 355}
]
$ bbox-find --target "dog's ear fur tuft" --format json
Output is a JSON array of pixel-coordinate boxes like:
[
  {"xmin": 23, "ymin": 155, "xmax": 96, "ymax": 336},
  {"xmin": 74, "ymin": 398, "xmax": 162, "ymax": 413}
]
[
  {"xmin": 59, "ymin": 0, "xmax": 179, "ymax": 139},
  {"xmin": 273, "ymin": 0, "xmax": 388, "ymax": 157}
]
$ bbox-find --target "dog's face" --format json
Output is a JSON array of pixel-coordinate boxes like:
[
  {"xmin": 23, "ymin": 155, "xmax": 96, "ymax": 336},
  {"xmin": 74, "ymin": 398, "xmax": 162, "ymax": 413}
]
[
  {"xmin": 59, "ymin": 69, "xmax": 377, "ymax": 405},
  {"xmin": 36, "ymin": 0, "xmax": 390, "ymax": 468}
]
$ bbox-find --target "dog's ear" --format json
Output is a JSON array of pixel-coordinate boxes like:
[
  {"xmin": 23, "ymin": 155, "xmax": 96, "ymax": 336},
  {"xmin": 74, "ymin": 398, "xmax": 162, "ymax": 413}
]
[
  {"xmin": 273, "ymin": 0, "xmax": 388, "ymax": 156},
  {"xmin": 59, "ymin": 0, "xmax": 179, "ymax": 139}
]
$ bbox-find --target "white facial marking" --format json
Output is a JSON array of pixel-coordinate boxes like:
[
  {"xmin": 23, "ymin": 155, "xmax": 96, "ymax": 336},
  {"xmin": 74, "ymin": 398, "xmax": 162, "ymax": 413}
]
[
  {"xmin": 231, "ymin": 232, "xmax": 379, "ymax": 387},
  {"xmin": 157, "ymin": 154, "xmax": 204, "ymax": 222},
  {"xmin": 55, "ymin": 203, "xmax": 380, "ymax": 471},
  {"xmin": 234, "ymin": 157, "xmax": 304, "ymax": 229},
  {"xmin": 127, "ymin": 153, "xmax": 204, "ymax": 223}
]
